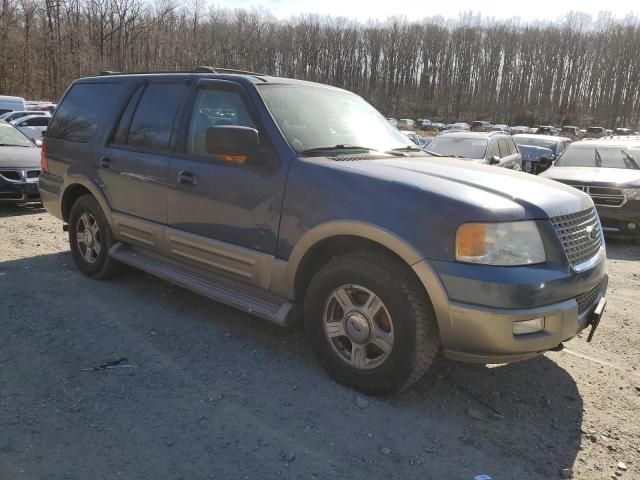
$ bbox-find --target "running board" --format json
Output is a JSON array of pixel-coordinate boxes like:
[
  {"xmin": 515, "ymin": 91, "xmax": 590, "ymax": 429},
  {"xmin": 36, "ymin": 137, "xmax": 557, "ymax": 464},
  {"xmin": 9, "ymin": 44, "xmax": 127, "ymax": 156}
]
[{"xmin": 109, "ymin": 242, "xmax": 294, "ymax": 326}]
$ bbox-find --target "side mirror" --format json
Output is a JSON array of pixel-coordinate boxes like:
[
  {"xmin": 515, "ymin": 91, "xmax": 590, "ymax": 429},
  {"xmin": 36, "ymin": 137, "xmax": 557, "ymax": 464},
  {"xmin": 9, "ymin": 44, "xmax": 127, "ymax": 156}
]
[
  {"xmin": 206, "ymin": 125, "xmax": 259, "ymax": 164},
  {"xmin": 490, "ymin": 156, "xmax": 500, "ymax": 165}
]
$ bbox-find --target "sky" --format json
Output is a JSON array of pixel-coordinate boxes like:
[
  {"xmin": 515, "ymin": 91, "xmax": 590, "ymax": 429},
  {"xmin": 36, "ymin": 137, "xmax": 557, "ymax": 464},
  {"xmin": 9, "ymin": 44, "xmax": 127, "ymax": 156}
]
[{"xmin": 222, "ymin": 0, "xmax": 639, "ymax": 22}]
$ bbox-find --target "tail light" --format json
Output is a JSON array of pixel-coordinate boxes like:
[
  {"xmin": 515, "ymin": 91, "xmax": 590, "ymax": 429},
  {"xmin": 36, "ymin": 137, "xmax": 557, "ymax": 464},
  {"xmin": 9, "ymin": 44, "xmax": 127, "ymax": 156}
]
[{"xmin": 41, "ymin": 142, "xmax": 49, "ymax": 173}]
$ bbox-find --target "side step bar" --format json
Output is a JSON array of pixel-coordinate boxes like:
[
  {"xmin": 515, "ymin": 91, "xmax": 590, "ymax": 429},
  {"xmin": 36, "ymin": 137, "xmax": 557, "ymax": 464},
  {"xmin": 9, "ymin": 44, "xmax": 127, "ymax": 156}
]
[{"xmin": 109, "ymin": 242, "xmax": 294, "ymax": 326}]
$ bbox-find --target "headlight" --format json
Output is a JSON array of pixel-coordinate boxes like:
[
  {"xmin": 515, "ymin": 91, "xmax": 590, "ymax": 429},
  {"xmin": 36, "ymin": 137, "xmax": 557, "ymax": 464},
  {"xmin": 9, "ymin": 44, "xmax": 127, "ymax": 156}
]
[
  {"xmin": 456, "ymin": 221, "xmax": 546, "ymax": 265},
  {"xmin": 623, "ymin": 188, "xmax": 640, "ymax": 200}
]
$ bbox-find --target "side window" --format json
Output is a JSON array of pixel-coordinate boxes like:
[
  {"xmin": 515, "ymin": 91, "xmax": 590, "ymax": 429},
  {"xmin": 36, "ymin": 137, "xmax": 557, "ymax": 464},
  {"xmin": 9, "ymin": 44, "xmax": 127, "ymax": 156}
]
[
  {"xmin": 186, "ymin": 88, "xmax": 256, "ymax": 156},
  {"xmin": 28, "ymin": 117, "xmax": 49, "ymax": 126},
  {"xmin": 125, "ymin": 83, "xmax": 187, "ymax": 151},
  {"xmin": 497, "ymin": 139, "xmax": 509, "ymax": 158},
  {"xmin": 112, "ymin": 85, "xmax": 145, "ymax": 145},
  {"xmin": 488, "ymin": 139, "xmax": 499, "ymax": 158},
  {"xmin": 47, "ymin": 82, "xmax": 121, "ymax": 143}
]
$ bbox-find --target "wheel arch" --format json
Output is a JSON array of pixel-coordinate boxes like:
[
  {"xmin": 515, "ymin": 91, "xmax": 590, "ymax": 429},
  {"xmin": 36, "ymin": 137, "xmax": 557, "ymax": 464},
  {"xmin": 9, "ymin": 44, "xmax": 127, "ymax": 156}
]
[
  {"xmin": 60, "ymin": 177, "xmax": 111, "ymax": 223},
  {"xmin": 274, "ymin": 222, "xmax": 426, "ymax": 302}
]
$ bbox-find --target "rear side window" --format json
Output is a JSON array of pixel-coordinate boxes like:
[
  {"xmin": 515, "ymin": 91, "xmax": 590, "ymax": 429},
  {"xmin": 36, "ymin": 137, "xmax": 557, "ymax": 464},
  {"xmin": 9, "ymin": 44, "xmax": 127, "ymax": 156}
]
[
  {"xmin": 488, "ymin": 139, "xmax": 499, "ymax": 158},
  {"xmin": 116, "ymin": 83, "xmax": 187, "ymax": 152},
  {"xmin": 23, "ymin": 117, "xmax": 50, "ymax": 126},
  {"xmin": 498, "ymin": 139, "xmax": 509, "ymax": 157},
  {"xmin": 48, "ymin": 82, "xmax": 121, "ymax": 143}
]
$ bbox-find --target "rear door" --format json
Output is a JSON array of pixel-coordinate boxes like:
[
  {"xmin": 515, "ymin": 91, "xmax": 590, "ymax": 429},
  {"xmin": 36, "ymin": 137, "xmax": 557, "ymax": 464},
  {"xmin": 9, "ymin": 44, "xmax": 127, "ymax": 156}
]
[
  {"xmin": 166, "ymin": 79, "xmax": 290, "ymax": 288},
  {"xmin": 99, "ymin": 80, "xmax": 188, "ymax": 229}
]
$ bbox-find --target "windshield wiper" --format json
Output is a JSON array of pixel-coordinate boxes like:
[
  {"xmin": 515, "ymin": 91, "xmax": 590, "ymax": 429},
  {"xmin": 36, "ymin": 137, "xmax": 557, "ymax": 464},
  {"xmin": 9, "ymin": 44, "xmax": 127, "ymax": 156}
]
[
  {"xmin": 0, "ymin": 143, "xmax": 31, "ymax": 147},
  {"xmin": 299, "ymin": 145, "xmax": 377, "ymax": 155},
  {"xmin": 620, "ymin": 149, "xmax": 640, "ymax": 170},
  {"xmin": 594, "ymin": 147, "xmax": 603, "ymax": 167}
]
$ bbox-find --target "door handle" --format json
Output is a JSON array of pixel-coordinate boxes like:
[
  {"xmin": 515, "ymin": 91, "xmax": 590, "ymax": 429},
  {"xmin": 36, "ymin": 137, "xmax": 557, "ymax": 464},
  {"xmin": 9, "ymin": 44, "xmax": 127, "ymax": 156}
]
[
  {"xmin": 99, "ymin": 157, "xmax": 113, "ymax": 169},
  {"xmin": 178, "ymin": 170, "xmax": 198, "ymax": 186}
]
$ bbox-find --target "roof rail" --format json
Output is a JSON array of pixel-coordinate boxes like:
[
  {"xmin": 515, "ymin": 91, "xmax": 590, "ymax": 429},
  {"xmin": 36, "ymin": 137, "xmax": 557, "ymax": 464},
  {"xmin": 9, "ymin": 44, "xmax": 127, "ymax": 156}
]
[{"xmin": 98, "ymin": 66, "xmax": 267, "ymax": 78}]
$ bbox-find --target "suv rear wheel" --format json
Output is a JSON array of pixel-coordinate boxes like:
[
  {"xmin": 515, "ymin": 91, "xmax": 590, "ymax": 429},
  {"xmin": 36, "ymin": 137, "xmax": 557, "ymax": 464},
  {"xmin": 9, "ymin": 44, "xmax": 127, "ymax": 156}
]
[
  {"xmin": 68, "ymin": 195, "xmax": 121, "ymax": 279},
  {"xmin": 304, "ymin": 252, "xmax": 440, "ymax": 393}
]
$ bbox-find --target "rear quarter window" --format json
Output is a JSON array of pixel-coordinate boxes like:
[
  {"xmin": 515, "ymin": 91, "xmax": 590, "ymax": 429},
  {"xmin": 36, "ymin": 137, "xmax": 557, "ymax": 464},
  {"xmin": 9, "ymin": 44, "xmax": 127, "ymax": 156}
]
[{"xmin": 47, "ymin": 82, "xmax": 121, "ymax": 143}]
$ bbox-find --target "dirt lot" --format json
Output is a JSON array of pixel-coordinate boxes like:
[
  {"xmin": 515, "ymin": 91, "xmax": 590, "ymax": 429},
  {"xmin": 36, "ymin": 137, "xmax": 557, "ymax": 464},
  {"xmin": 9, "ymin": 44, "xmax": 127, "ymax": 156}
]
[{"xmin": 1, "ymin": 205, "xmax": 639, "ymax": 480}]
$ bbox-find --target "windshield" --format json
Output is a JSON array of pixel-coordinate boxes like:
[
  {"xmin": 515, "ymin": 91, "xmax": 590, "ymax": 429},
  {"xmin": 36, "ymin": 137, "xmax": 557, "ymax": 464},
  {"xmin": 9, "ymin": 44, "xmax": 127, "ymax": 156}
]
[
  {"xmin": 555, "ymin": 145, "xmax": 640, "ymax": 170},
  {"xmin": 0, "ymin": 123, "xmax": 35, "ymax": 147},
  {"xmin": 514, "ymin": 137, "xmax": 557, "ymax": 151},
  {"xmin": 257, "ymin": 84, "xmax": 414, "ymax": 154},
  {"xmin": 425, "ymin": 136, "xmax": 487, "ymax": 159}
]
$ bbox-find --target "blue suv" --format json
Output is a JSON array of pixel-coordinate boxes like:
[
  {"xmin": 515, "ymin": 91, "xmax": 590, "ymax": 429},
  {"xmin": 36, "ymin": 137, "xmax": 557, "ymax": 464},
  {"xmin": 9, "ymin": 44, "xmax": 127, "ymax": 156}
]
[{"xmin": 39, "ymin": 67, "xmax": 608, "ymax": 393}]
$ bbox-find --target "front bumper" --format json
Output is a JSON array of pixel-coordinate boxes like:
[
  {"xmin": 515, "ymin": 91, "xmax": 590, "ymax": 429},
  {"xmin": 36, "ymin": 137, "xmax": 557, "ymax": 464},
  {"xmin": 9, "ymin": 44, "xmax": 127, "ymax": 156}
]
[
  {"xmin": 598, "ymin": 200, "xmax": 640, "ymax": 239},
  {"xmin": 0, "ymin": 177, "xmax": 40, "ymax": 203},
  {"xmin": 412, "ymin": 257, "xmax": 608, "ymax": 364},
  {"xmin": 444, "ymin": 277, "xmax": 607, "ymax": 363}
]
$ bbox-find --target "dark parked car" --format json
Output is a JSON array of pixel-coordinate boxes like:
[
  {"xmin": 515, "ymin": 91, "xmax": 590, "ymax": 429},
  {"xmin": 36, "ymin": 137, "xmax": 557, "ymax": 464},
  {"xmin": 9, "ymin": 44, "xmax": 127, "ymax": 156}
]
[
  {"xmin": 40, "ymin": 68, "xmax": 607, "ymax": 393},
  {"xmin": 541, "ymin": 138, "xmax": 640, "ymax": 240},
  {"xmin": 513, "ymin": 134, "xmax": 572, "ymax": 174},
  {"xmin": 561, "ymin": 126, "xmax": 580, "ymax": 137},
  {"xmin": 427, "ymin": 131, "xmax": 522, "ymax": 170},
  {"xmin": 470, "ymin": 121, "xmax": 492, "ymax": 132},
  {"xmin": 0, "ymin": 121, "xmax": 41, "ymax": 203},
  {"xmin": 537, "ymin": 125, "xmax": 558, "ymax": 135},
  {"xmin": 586, "ymin": 127, "xmax": 607, "ymax": 138}
]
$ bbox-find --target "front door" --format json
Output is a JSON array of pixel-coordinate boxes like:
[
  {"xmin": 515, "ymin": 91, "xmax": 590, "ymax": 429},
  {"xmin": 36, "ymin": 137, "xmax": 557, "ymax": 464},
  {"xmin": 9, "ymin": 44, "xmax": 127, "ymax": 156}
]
[{"xmin": 167, "ymin": 80, "xmax": 290, "ymax": 287}]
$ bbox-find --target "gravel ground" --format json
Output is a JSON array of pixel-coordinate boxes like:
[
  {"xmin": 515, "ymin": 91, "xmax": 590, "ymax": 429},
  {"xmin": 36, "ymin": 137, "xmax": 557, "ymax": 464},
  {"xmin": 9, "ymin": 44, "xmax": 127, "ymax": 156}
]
[{"xmin": 1, "ymin": 204, "xmax": 639, "ymax": 480}]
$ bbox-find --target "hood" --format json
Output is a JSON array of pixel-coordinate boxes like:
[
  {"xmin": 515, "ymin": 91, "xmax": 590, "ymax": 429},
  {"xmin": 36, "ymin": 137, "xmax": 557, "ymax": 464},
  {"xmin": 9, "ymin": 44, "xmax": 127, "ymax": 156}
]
[
  {"xmin": 0, "ymin": 145, "xmax": 41, "ymax": 168},
  {"xmin": 541, "ymin": 166, "xmax": 640, "ymax": 187},
  {"xmin": 329, "ymin": 156, "xmax": 592, "ymax": 220}
]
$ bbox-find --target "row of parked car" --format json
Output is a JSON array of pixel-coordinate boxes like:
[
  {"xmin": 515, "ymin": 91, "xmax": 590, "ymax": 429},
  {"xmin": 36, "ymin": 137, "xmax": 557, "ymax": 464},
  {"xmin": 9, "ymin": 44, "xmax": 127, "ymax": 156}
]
[
  {"xmin": 0, "ymin": 95, "xmax": 56, "ymax": 144},
  {"xmin": 0, "ymin": 95, "xmax": 56, "ymax": 203},
  {"xmin": 387, "ymin": 116, "xmax": 638, "ymax": 138},
  {"xmin": 394, "ymin": 125, "xmax": 639, "ymax": 240}
]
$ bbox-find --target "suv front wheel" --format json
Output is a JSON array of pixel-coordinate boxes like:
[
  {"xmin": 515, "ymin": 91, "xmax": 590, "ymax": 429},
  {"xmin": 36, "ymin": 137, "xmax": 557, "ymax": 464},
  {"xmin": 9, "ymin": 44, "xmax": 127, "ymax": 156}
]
[
  {"xmin": 68, "ymin": 195, "xmax": 121, "ymax": 279},
  {"xmin": 304, "ymin": 252, "xmax": 440, "ymax": 393}
]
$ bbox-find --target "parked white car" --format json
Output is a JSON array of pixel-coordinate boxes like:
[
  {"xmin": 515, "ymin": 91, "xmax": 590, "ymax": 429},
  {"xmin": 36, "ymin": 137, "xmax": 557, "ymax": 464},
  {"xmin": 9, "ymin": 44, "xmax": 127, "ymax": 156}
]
[
  {"xmin": 11, "ymin": 114, "xmax": 51, "ymax": 142},
  {"xmin": 0, "ymin": 110, "xmax": 49, "ymax": 123}
]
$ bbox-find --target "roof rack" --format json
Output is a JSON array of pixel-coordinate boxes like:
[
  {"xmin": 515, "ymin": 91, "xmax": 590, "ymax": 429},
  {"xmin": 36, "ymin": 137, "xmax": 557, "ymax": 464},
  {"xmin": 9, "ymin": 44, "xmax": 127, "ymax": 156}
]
[{"xmin": 98, "ymin": 66, "xmax": 267, "ymax": 78}]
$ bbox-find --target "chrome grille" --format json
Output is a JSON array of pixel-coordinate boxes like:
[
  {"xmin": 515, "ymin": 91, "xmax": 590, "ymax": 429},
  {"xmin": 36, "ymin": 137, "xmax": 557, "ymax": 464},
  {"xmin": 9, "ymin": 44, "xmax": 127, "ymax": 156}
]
[
  {"xmin": 576, "ymin": 282, "xmax": 602, "ymax": 315},
  {"xmin": 550, "ymin": 208, "xmax": 603, "ymax": 268},
  {"xmin": 568, "ymin": 184, "xmax": 626, "ymax": 207}
]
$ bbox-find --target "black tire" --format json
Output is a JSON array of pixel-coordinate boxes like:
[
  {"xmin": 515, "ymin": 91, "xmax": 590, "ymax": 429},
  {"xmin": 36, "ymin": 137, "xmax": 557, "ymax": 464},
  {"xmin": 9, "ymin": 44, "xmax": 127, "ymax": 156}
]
[
  {"xmin": 68, "ymin": 194, "xmax": 121, "ymax": 279},
  {"xmin": 304, "ymin": 252, "xmax": 440, "ymax": 394}
]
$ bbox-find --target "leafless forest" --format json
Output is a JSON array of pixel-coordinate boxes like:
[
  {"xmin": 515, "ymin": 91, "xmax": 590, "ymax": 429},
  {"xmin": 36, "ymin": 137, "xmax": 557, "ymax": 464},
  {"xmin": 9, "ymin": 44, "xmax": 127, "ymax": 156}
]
[{"xmin": 1, "ymin": 1, "xmax": 639, "ymax": 128}]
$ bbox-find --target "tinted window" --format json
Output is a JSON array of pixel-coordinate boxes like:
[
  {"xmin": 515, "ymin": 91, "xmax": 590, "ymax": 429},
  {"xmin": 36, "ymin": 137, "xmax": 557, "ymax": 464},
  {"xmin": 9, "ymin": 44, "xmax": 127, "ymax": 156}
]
[
  {"xmin": 112, "ymin": 85, "xmax": 145, "ymax": 145},
  {"xmin": 186, "ymin": 88, "xmax": 255, "ymax": 155},
  {"xmin": 48, "ymin": 82, "xmax": 121, "ymax": 143},
  {"xmin": 24, "ymin": 117, "xmax": 49, "ymax": 126},
  {"xmin": 127, "ymin": 83, "xmax": 187, "ymax": 151}
]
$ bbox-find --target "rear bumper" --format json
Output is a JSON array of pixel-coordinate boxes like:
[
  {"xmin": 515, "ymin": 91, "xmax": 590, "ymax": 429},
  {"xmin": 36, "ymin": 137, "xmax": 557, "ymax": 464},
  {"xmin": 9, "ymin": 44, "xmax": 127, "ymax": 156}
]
[
  {"xmin": 412, "ymin": 258, "xmax": 608, "ymax": 364},
  {"xmin": 38, "ymin": 172, "xmax": 63, "ymax": 219}
]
